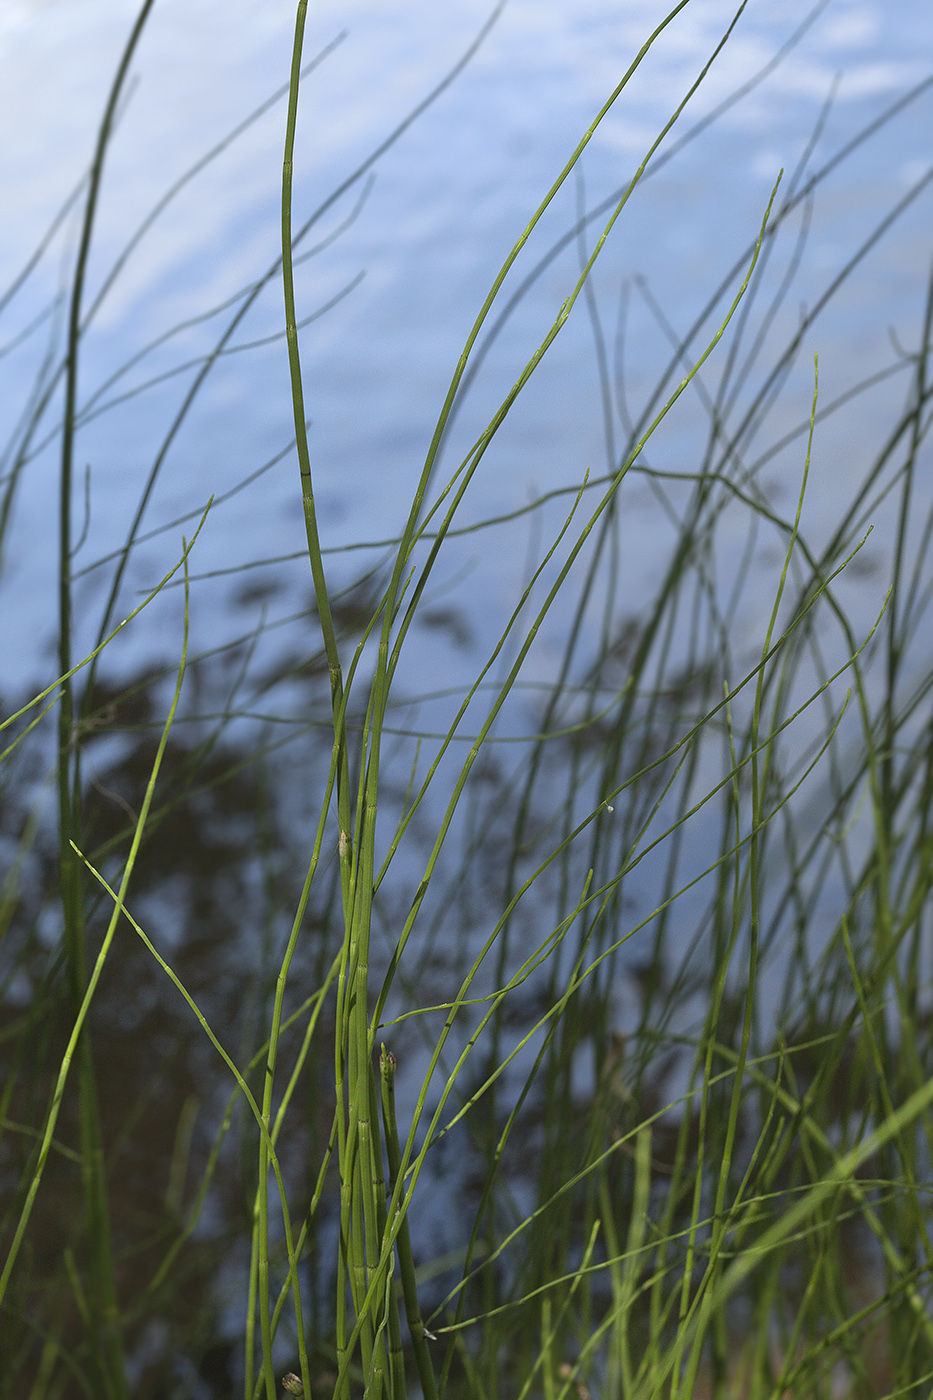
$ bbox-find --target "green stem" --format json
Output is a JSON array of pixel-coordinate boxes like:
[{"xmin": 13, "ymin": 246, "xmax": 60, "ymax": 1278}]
[
  {"xmin": 380, "ymin": 1047, "xmax": 438, "ymax": 1400},
  {"xmin": 56, "ymin": 4, "xmax": 156, "ymax": 1395}
]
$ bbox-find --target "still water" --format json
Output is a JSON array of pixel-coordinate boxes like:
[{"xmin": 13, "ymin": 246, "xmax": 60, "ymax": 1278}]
[{"xmin": 1, "ymin": 0, "xmax": 931, "ymax": 678}]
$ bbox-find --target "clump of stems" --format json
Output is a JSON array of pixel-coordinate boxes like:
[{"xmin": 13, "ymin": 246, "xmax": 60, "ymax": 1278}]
[{"xmin": 1, "ymin": 3, "xmax": 932, "ymax": 1398}]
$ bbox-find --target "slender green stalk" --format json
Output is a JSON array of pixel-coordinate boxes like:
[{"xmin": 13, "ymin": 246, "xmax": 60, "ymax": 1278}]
[
  {"xmin": 2, "ymin": 521, "xmax": 187, "ymax": 1327},
  {"xmin": 52, "ymin": 5, "xmax": 156, "ymax": 1392},
  {"xmin": 380, "ymin": 1046, "xmax": 438, "ymax": 1400}
]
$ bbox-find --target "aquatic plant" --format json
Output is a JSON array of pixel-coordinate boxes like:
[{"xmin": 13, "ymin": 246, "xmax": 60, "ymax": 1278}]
[{"xmin": 1, "ymin": 2, "xmax": 932, "ymax": 1397}]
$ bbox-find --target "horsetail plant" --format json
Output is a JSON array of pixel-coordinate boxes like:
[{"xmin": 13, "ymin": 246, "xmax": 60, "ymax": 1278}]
[{"xmin": 2, "ymin": 1, "xmax": 933, "ymax": 1396}]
